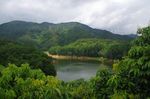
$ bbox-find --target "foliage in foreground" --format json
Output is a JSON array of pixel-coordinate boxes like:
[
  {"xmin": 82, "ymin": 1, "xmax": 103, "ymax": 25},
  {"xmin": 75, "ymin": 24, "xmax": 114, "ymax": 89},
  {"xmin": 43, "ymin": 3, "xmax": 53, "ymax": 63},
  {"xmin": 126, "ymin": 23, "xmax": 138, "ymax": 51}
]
[
  {"xmin": 0, "ymin": 26, "xmax": 150, "ymax": 99},
  {"xmin": 0, "ymin": 64, "xmax": 95, "ymax": 99},
  {"xmin": 108, "ymin": 26, "xmax": 150, "ymax": 98},
  {"xmin": 0, "ymin": 64, "xmax": 62, "ymax": 98}
]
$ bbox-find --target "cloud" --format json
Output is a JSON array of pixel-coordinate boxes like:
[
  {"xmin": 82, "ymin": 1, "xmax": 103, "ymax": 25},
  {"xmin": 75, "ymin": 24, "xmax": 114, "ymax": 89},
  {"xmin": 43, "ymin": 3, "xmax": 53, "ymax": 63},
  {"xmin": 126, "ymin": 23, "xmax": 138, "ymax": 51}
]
[{"xmin": 0, "ymin": 0, "xmax": 150, "ymax": 34}]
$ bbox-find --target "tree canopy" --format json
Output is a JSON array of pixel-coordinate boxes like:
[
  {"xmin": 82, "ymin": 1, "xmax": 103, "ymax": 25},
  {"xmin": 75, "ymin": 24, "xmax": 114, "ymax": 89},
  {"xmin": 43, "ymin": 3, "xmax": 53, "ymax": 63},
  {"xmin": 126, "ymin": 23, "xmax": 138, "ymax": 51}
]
[
  {"xmin": 0, "ymin": 40, "xmax": 56, "ymax": 76},
  {"xmin": 49, "ymin": 38, "xmax": 130, "ymax": 59},
  {"xmin": 93, "ymin": 26, "xmax": 150, "ymax": 98}
]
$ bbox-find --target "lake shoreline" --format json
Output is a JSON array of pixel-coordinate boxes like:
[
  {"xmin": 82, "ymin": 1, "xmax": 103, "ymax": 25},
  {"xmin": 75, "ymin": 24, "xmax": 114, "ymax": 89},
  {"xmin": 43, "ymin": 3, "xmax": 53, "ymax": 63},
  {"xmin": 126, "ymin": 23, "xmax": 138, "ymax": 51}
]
[
  {"xmin": 48, "ymin": 54, "xmax": 100, "ymax": 61},
  {"xmin": 45, "ymin": 52, "xmax": 114, "ymax": 65}
]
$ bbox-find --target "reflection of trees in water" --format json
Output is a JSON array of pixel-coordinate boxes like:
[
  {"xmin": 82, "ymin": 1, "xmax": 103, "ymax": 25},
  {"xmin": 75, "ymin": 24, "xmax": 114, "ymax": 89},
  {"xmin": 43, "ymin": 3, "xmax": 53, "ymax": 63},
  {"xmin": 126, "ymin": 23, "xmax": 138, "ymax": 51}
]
[{"xmin": 54, "ymin": 59, "xmax": 108, "ymax": 81}]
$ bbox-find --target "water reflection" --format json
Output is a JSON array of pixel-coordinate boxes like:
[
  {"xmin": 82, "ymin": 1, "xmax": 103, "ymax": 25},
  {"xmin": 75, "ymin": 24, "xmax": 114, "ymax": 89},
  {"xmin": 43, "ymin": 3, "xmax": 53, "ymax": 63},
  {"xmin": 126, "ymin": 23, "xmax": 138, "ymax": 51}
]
[{"xmin": 53, "ymin": 59, "xmax": 109, "ymax": 81}]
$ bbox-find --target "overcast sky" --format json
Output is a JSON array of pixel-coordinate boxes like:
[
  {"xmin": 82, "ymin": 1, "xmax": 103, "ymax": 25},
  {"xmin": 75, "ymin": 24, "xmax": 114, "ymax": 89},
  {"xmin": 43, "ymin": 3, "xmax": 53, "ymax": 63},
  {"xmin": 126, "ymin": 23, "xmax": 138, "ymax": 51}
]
[{"xmin": 0, "ymin": 0, "xmax": 150, "ymax": 34}]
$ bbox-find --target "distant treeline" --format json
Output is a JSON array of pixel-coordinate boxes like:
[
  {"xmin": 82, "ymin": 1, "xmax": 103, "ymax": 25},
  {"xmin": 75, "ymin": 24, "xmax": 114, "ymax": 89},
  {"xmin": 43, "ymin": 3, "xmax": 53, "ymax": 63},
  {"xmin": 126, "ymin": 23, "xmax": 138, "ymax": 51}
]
[{"xmin": 49, "ymin": 39, "xmax": 131, "ymax": 59}]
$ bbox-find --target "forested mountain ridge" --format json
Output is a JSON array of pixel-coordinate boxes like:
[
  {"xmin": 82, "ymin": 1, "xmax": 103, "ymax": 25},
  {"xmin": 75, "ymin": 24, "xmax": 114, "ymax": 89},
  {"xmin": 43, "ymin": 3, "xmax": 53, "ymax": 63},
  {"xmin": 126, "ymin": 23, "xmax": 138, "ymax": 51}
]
[{"xmin": 0, "ymin": 20, "xmax": 135, "ymax": 49}]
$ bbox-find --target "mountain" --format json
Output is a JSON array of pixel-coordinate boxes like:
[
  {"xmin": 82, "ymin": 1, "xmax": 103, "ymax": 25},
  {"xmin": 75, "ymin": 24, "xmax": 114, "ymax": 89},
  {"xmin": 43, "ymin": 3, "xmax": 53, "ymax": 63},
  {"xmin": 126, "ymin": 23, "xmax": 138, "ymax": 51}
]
[
  {"xmin": 0, "ymin": 20, "xmax": 134, "ymax": 49},
  {"xmin": 125, "ymin": 34, "xmax": 137, "ymax": 38}
]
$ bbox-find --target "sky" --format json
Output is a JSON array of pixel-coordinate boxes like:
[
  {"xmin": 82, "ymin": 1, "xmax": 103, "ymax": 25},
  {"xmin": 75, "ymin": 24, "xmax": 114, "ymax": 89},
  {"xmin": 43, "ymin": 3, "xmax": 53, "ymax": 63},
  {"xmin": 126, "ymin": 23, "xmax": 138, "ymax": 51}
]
[{"xmin": 0, "ymin": 0, "xmax": 150, "ymax": 34}]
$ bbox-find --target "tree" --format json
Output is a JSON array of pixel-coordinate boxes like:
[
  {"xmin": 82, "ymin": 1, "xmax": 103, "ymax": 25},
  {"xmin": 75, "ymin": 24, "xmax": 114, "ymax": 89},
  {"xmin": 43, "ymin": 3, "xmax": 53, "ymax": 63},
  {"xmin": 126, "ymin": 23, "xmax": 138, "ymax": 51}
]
[
  {"xmin": 103, "ymin": 43, "xmax": 130, "ymax": 59},
  {"xmin": 92, "ymin": 68, "xmax": 113, "ymax": 98},
  {"xmin": 0, "ymin": 40, "xmax": 56, "ymax": 76},
  {"xmin": 0, "ymin": 64, "xmax": 65, "ymax": 98},
  {"xmin": 109, "ymin": 26, "xmax": 150, "ymax": 98}
]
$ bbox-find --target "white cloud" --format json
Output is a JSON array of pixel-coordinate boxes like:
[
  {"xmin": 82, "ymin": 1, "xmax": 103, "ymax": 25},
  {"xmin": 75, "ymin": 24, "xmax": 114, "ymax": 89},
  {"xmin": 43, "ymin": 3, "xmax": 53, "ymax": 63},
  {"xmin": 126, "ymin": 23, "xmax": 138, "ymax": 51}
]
[{"xmin": 0, "ymin": 0, "xmax": 150, "ymax": 34}]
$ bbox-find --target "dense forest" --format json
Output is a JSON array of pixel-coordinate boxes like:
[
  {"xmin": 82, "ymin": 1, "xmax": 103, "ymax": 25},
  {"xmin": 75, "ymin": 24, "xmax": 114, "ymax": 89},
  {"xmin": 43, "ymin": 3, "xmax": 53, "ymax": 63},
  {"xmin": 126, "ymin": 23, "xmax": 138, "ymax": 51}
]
[
  {"xmin": 0, "ymin": 40, "xmax": 56, "ymax": 76},
  {"xmin": 49, "ymin": 38, "xmax": 130, "ymax": 59},
  {"xmin": 0, "ymin": 21, "xmax": 150, "ymax": 99},
  {"xmin": 0, "ymin": 21, "xmax": 134, "ymax": 49},
  {"xmin": 0, "ymin": 21, "xmax": 134, "ymax": 59}
]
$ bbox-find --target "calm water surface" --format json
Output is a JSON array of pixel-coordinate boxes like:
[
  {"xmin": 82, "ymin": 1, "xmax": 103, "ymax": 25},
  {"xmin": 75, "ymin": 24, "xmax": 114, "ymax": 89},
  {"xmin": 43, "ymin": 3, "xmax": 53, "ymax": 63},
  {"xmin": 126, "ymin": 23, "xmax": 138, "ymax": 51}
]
[{"xmin": 53, "ymin": 59, "xmax": 109, "ymax": 81}]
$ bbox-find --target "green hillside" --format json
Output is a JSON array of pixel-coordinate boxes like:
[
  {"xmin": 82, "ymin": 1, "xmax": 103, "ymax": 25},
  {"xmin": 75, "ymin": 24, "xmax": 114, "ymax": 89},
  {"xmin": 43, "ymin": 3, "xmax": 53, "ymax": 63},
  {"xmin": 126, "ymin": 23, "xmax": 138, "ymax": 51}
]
[
  {"xmin": 0, "ymin": 21, "xmax": 134, "ymax": 49},
  {"xmin": 49, "ymin": 38, "xmax": 130, "ymax": 59}
]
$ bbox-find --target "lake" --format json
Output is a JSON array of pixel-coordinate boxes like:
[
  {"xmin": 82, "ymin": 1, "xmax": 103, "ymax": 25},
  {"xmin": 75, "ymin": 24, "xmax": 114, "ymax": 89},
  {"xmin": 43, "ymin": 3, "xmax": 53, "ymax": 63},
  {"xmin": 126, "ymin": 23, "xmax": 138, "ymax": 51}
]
[{"xmin": 53, "ymin": 59, "xmax": 109, "ymax": 81}]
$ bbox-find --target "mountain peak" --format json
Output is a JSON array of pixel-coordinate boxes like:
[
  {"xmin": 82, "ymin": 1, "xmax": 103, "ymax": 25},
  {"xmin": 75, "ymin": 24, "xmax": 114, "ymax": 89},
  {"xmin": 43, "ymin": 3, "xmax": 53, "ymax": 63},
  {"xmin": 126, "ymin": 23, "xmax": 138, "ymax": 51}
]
[
  {"xmin": 0, "ymin": 20, "xmax": 135, "ymax": 49},
  {"xmin": 40, "ymin": 22, "xmax": 55, "ymax": 26}
]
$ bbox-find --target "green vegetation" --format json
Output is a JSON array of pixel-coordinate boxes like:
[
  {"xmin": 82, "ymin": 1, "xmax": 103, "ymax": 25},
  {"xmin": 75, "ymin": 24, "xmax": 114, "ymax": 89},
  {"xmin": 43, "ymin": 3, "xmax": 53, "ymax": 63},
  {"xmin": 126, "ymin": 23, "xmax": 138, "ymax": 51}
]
[
  {"xmin": 49, "ymin": 38, "xmax": 130, "ymax": 59},
  {"xmin": 0, "ymin": 40, "xmax": 56, "ymax": 76},
  {"xmin": 0, "ymin": 26, "xmax": 149, "ymax": 98},
  {"xmin": 0, "ymin": 20, "xmax": 148, "ymax": 98},
  {"xmin": 108, "ymin": 26, "xmax": 150, "ymax": 98},
  {"xmin": 0, "ymin": 64, "xmax": 62, "ymax": 98},
  {"xmin": 0, "ymin": 64, "xmax": 95, "ymax": 98},
  {"xmin": 0, "ymin": 21, "xmax": 134, "ymax": 49},
  {"xmin": 92, "ymin": 26, "xmax": 150, "ymax": 98}
]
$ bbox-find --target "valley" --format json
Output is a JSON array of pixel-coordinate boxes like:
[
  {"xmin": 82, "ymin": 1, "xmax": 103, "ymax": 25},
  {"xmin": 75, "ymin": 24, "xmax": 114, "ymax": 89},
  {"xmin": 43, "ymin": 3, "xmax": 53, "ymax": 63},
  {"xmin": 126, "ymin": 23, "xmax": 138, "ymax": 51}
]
[{"xmin": 0, "ymin": 20, "xmax": 149, "ymax": 99}]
